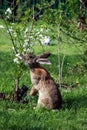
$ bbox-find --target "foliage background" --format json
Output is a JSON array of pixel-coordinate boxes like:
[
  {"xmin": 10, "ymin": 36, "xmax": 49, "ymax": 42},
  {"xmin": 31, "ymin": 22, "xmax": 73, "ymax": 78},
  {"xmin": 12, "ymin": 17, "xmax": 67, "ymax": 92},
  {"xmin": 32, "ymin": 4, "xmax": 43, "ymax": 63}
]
[{"xmin": 0, "ymin": 0, "xmax": 87, "ymax": 130}]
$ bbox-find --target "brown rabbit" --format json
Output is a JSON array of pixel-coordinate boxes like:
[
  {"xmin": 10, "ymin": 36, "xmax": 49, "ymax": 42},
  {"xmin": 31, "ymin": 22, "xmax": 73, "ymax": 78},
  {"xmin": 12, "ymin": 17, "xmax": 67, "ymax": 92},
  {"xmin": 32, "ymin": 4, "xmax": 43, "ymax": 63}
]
[{"xmin": 22, "ymin": 52, "xmax": 62, "ymax": 110}]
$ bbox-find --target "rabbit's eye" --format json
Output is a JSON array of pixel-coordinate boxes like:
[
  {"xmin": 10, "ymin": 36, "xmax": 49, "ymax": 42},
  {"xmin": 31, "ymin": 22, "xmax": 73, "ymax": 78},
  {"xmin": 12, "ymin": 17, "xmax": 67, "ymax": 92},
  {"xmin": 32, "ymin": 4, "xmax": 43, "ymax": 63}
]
[{"xmin": 29, "ymin": 55, "xmax": 33, "ymax": 58}]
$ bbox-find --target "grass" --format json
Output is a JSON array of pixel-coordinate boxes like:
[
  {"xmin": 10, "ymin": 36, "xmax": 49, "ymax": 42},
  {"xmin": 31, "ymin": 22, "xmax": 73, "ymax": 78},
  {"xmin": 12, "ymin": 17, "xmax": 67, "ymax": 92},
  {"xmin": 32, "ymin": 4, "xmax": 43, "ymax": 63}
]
[{"xmin": 0, "ymin": 19, "xmax": 87, "ymax": 130}]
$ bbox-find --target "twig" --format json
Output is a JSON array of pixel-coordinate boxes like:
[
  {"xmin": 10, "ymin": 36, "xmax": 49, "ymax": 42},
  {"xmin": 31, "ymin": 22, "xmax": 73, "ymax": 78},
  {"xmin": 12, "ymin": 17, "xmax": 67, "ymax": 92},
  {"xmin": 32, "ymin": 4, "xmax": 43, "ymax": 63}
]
[
  {"xmin": 61, "ymin": 55, "xmax": 65, "ymax": 84},
  {"xmin": 0, "ymin": 14, "xmax": 18, "ymax": 54},
  {"xmin": 33, "ymin": 1, "xmax": 55, "ymax": 20},
  {"xmin": 57, "ymin": 0, "xmax": 62, "ymax": 87},
  {"xmin": 58, "ymin": 24, "xmax": 61, "ymax": 87}
]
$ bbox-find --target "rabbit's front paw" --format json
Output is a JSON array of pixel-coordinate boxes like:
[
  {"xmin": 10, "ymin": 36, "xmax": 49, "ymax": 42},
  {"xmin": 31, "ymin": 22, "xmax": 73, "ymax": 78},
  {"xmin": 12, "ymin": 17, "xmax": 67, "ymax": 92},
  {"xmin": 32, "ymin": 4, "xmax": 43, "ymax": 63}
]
[{"xmin": 30, "ymin": 87, "xmax": 38, "ymax": 96}]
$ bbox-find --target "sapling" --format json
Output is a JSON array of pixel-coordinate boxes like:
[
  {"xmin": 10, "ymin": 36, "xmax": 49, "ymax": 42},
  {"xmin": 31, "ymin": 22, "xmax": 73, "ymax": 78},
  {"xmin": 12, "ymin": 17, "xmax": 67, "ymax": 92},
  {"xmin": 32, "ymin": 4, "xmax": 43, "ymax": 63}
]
[{"xmin": 57, "ymin": 1, "xmax": 65, "ymax": 87}]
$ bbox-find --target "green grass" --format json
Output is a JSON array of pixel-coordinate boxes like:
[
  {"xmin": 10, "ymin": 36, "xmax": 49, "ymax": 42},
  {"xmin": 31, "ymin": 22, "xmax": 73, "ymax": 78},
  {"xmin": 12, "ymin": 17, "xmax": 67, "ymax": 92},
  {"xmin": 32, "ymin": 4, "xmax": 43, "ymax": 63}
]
[{"xmin": 0, "ymin": 19, "xmax": 87, "ymax": 130}]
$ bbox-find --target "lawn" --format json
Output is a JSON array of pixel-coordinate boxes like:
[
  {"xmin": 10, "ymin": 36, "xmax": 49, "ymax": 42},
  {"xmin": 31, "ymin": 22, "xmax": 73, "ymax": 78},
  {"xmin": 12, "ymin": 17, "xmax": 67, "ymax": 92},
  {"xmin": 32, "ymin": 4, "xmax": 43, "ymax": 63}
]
[{"xmin": 0, "ymin": 19, "xmax": 87, "ymax": 130}]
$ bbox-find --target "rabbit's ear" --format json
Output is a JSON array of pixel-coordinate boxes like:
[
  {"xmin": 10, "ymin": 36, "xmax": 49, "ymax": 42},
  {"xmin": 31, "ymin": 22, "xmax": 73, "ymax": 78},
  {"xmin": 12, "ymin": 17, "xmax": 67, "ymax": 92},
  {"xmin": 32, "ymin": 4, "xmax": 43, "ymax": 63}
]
[
  {"xmin": 36, "ymin": 52, "xmax": 51, "ymax": 59},
  {"xmin": 36, "ymin": 58, "xmax": 51, "ymax": 65}
]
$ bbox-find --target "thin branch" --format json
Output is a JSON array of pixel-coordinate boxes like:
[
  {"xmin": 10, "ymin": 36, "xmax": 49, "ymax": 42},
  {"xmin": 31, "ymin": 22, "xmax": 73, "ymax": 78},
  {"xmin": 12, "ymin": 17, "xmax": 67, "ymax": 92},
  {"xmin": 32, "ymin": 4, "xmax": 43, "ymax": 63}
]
[
  {"xmin": 60, "ymin": 55, "xmax": 65, "ymax": 84},
  {"xmin": 0, "ymin": 14, "xmax": 18, "ymax": 54},
  {"xmin": 33, "ymin": 1, "xmax": 55, "ymax": 20},
  {"xmin": 58, "ymin": 24, "xmax": 61, "ymax": 87},
  {"xmin": 80, "ymin": 0, "xmax": 87, "ymax": 5},
  {"xmin": 57, "ymin": 0, "xmax": 62, "ymax": 87}
]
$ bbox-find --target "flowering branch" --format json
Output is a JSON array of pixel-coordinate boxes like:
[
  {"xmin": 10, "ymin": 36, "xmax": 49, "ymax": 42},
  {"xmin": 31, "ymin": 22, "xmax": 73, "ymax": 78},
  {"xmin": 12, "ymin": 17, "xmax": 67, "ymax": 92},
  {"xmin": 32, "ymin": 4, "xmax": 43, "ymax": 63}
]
[{"xmin": 1, "ymin": 6, "xmax": 53, "ymax": 93}]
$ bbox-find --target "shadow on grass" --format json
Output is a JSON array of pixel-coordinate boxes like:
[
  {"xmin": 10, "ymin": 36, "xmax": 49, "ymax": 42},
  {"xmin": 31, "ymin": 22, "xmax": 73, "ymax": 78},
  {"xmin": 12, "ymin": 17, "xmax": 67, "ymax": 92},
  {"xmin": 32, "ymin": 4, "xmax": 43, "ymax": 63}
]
[{"xmin": 63, "ymin": 95, "xmax": 87, "ymax": 110}]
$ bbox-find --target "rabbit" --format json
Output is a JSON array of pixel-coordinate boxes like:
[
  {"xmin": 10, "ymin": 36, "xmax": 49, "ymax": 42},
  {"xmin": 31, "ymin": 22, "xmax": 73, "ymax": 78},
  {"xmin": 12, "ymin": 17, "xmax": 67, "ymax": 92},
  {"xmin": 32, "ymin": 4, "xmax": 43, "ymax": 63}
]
[{"xmin": 22, "ymin": 52, "xmax": 62, "ymax": 110}]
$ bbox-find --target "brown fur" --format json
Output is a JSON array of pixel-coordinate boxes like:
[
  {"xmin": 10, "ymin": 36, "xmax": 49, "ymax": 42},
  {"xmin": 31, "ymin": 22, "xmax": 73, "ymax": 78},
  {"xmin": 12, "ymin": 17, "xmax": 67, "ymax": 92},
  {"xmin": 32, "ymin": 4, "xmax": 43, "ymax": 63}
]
[{"xmin": 22, "ymin": 53, "xmax": 62, "ymax": 110}]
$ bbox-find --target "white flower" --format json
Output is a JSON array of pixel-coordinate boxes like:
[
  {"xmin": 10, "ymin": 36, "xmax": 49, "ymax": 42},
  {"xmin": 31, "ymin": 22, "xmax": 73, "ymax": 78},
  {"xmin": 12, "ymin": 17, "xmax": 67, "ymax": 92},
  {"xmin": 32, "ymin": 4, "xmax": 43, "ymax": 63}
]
[
  {"xmin": 30, "ymin": 36, "xmax": 33, "ymax": 39},
  {"xmin": 12, "ymin": 46, "xmax": 15, "ymax": 50},
  {"xmin": 46, "ymin": 29, "xmax": 49, "ymax": 32},
  {"xmin": 24, "ymin": 28, "xmax": 29, "ymax": 38},
  {"xmin": 40, "ymin": 28, "xmax": 43, "ymax": 32},
  {"xmin": 30, "ymin": 43, "xmax": 34, "ymax": 47},
  {"xmin": 44, "ymin": 36, "xmax": 51, "ymax": 43},
  {"xmin": 23, "ymin": 48, "xmax": 30, "ymax": 53},
  {"xmin": 11, "ymin": 23, "xmax": 15, "ymax": 25},
  {"xmin": 26, "ymin": 48, "xmax": 31, "ymax": 52},
  {"xmin": 23, "ymin": 48, "xmax": 33, "ymax": 53},
  {"xmin": 7, "ymin": 28, "xmax": 13, "ymax": 33},
  {"xmin": 5, "ymin": 8, "xmax": 12, "ymax": 15},
  {"xmin": 39, "ymin": 34, "xmax": 43, "ymax": 38},
  {"xmin": 13, "ymin": 58, "xmax": 19, "ymax": 64},
  {"xmin": 15, "ymin": 53, "xmax": 22, "ymax": 60},
  {"xmin": 23, "ymin": 42, "xmax": 28, "ymax": 48},
  {"xmin": 41, "ymin": 36, "xmax": 51, "ymax": 46},
  {"xmin": 24, "ymin": 39, "xmax": 29, "ymax": 43},
  {"xmin": 24, "ymin": 28, "xmax": 28, "ymax": 34},
  {"xmin": 23, "ymin": 39, "xmax": 29, "ymax": 47},
  {"xmin": 15, "ymin": 53, "xmax": 20, "ymax": 57},
  {"xmin": 13, "ymin": 32, "xmax": 17, "ymax": 37},
  {"xmin": 23, "ymin": 48, "xmax": 27, "ymax": 52},
  {"xmin": 0, "ymin": 25, "xmax": 4, "ymax": 29},
  {"xmin": 6, "ymin": 16, "xmax": 10, "ymax": 19}
]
